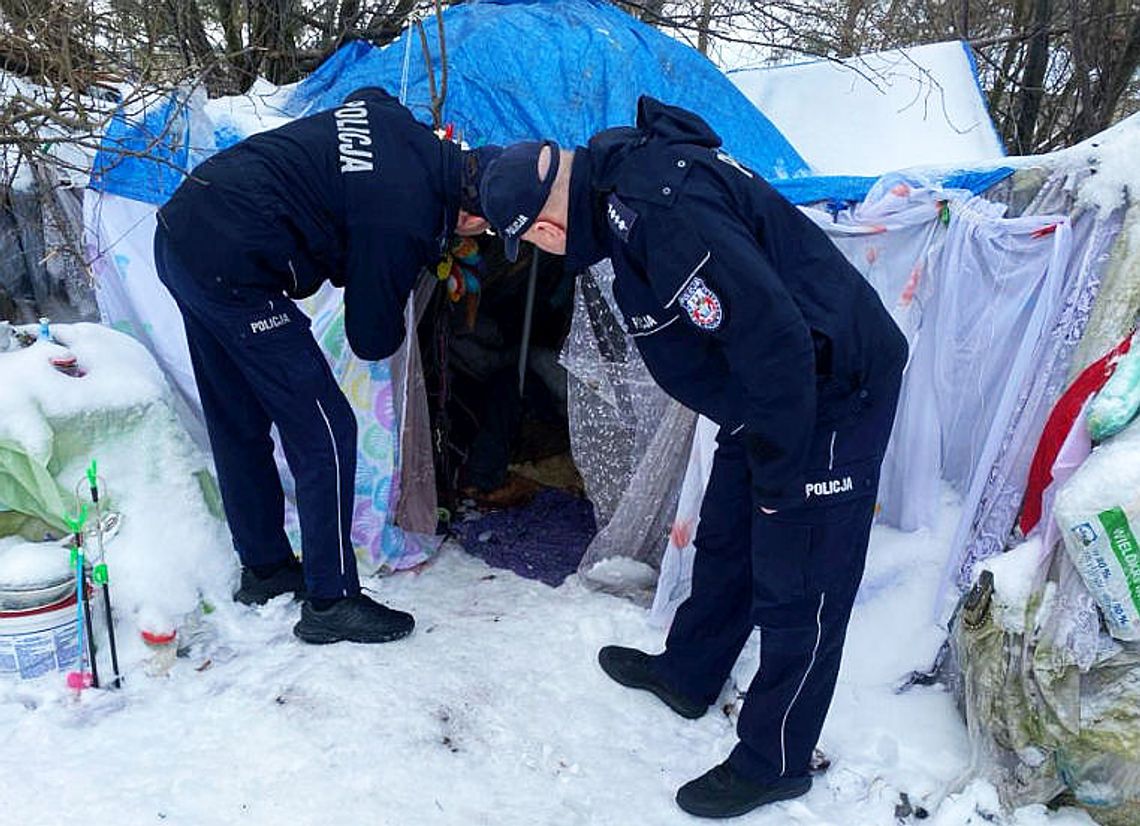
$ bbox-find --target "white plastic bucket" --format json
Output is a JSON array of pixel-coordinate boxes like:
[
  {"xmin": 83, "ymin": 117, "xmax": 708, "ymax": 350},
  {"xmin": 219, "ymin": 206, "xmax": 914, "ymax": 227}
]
[{"xmin": 0, "ymin": 592, "xmax": 81, "ymax": 680}]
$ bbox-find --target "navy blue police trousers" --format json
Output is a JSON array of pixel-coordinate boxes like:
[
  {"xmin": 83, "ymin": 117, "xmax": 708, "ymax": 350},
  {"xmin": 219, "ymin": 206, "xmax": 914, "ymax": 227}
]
[
  {"xmin": 655, "ymin": 378, "xmax": 902, "ymax": 782},
  {"xmin": 154, "ymin": 227, "xmax": 361, "ymax": 600}
]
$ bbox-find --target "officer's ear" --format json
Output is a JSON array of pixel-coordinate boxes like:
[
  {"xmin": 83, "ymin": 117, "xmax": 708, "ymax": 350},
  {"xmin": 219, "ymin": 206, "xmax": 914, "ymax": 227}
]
[
  {"xmin": 525, "ymin": 218, "xmax": 567, "ymax": 256},
  {"xmin": 455, "ymin": 210, "xmax": 490, "ymax": 236}
]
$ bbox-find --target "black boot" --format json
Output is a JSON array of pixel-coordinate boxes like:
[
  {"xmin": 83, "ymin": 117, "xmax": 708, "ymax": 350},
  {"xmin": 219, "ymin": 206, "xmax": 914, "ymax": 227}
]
[
  {"xmin": 233, "ymin": 557, "xmax": 305, "ymax": 605},
  {"xmin": 676, "ymin": 762, "xmax": 811, "ymax": 818},
  {"xmin": 293, "ymin": 594, "xmax": 414, "ymax": 644},
  {"xmin": 597, "ymin": 645, "xmax": 707, "ymax": 720}
]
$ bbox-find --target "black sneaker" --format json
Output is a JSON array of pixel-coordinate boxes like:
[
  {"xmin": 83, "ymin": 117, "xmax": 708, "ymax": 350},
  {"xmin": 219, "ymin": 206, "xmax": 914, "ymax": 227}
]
[
  {"xmin": 234, "ymin": 559, "xmax": 305, "ymax": 605},
  {"xmin": 676, "ymin": 762, "xmax": 811, "ymax": 818},
  {"xmin": 293, "ymin": 594, "xmax": 414, "ymax": 644},
  {"xmin": 597, "ymin": 645, "xmax": 707, "ymax": 720}
]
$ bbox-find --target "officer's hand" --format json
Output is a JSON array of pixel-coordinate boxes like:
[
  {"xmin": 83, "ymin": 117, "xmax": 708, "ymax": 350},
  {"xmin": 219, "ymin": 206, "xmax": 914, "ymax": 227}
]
[{"xmin": 759, "ymin": 507, "xmax": 777, "ymax": 515}]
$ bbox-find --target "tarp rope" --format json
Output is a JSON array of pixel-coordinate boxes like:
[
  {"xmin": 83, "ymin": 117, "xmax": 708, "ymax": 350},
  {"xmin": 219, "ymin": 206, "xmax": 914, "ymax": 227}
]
[{"xmin": 399, "ymin": 25, "xmax": 414, "ymax": 106}]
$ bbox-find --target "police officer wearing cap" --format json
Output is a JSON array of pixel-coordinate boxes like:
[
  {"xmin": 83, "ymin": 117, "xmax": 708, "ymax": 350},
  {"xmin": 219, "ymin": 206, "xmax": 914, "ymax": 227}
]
[
  {"xmin": 156, "ymin": 86, "xmax": 502, "ymax": 645},
  {"xmin": 480, "ymin": 99, "xmax": 907, "ymax": 818}
]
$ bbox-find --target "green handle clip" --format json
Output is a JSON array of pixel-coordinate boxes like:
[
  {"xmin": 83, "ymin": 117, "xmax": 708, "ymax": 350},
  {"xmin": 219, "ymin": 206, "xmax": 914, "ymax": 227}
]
[
  {"xmin": 63, "ymin": 505, "xmax": 88, "ymax": 535},
  {"xmin": 93, "ymin": 564, "xmax": 108, "ymax": 585}
]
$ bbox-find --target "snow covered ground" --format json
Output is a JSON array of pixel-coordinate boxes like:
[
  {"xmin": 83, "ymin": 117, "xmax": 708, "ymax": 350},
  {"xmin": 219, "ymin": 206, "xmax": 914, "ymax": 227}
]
[{"xmin": 0, "ymin": 489, "xmax": 1099, "ymax": 825}]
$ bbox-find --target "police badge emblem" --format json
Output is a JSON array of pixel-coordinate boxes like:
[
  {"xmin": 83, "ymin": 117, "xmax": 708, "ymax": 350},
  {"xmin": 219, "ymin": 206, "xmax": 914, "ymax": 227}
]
[{"xmin": 679, "ymin": 276, "xmax": 723, "ymax": 330}]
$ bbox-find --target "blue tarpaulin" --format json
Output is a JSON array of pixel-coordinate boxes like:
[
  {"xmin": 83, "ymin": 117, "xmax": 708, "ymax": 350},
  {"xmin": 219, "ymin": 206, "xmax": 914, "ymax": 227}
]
[
  {"xmin": 90, "ymin": 92, "xmax": 195, "ymax": 206},
  {"xmin": 89, "ymin": 0, "xmax": 1011, "ymax": 207},
  {"xmin": 91, "ymin": 0, "xmax": 809, "ymax": 204}
]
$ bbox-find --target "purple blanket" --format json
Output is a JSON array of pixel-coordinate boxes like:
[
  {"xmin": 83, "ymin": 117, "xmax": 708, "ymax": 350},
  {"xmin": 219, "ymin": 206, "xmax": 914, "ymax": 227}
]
[{"xmin": 455, "ymin": 489, "xmax": 597, "ymax": 586}]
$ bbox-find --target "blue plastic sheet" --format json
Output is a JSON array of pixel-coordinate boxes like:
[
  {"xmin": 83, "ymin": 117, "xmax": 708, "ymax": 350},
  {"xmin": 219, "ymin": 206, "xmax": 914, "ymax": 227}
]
[
  {"xmin": 286, "ymin": 0, "xmax": 808, "ymax": 173},
  {"xmin": 771, "ymin": 167, "xmax": 1015, "ymax": 210},
  {"xmin": 90, "ymin": 92, "xmax": 193, "ymax": 206},
  {"xmin": 88, "ymin": 0, "xmax": 1013, "ymax": 207},
  {"xmin": 90, "ymin": 0, "xmax": 809, "ymax": 205}
]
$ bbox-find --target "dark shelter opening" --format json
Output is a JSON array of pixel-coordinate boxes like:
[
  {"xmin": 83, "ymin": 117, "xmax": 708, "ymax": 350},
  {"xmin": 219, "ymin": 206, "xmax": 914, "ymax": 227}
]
[{"xmin": 418, "ymin": 235, "xmax": 597, "ymax": 585}]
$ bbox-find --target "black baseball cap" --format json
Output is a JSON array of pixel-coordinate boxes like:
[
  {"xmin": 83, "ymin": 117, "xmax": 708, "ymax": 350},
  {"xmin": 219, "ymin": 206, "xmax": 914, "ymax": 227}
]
[{"xmin": 479, "ymin": 140, "xmax": 561, "ymax": 261}]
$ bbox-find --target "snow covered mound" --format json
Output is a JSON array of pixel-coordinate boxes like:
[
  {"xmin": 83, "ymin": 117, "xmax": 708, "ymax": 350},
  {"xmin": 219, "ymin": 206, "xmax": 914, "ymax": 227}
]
[
  {"xmin": 0, "ymin": 322, "xmax": 234, "ymax": 644},
  {"xmin": 0, "ymin": 541, "xmax": 72, "ymax": 590}
]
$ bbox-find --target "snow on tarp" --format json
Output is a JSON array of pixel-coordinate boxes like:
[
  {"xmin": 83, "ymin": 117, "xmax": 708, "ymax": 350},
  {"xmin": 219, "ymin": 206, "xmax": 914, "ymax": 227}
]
[
  {"xmin": 730, "ymin": 41, "xmax": 1005, "ymax": 177},
  {"xmin": 0, "ymin": 70, "xmax": 104, "ymax": 192},
  {"xmin": 288, "ymin": 0, "xmax": 807, "ymax": 171}
]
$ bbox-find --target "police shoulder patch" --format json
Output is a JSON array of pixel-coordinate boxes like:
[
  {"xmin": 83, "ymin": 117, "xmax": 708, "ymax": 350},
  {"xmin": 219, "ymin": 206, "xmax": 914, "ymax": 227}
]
[
  {"xmin": 678, "ymin": 276, "xmax": 723, "ymax": 331},
  {"xmin": 605, "ymin": 194, "xmax": 637, "ymax": 242}
]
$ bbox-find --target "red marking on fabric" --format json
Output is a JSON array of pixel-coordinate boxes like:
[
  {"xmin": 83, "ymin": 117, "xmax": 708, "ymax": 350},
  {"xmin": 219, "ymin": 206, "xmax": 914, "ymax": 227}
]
[
  {"xmin": 899, "ymin": 263, "xmax": 922, "ymax": 307},
  {"xmin": 671, "ymin": 518, "xmax": 694, "ymax": 549}
]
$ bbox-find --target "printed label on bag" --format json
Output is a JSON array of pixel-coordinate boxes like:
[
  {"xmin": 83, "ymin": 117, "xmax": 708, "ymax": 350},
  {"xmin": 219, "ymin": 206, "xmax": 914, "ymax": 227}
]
[{"xmin": 1099, "ymin": 507, "xmax": 1140, "ymax": 614}]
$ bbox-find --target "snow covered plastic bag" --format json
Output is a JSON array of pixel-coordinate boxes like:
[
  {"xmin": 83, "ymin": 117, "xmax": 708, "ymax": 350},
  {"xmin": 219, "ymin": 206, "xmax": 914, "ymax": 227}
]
[
  {"xmin": 951, "ymin": 554, "xmax": 1140, "ymax": 826},
  {"xmin": 1054, "ymin": 423, "xmax": 1140, "ymax": 640},
  {"xmin": 1086, "ymin": 333, "xmax": 1140, "ymax": 442}
]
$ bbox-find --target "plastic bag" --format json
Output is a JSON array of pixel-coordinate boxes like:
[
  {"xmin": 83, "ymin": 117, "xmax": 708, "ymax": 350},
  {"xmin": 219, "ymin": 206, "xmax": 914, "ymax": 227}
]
[
  {"xmin": 1054, "ymin": 422, "xmax": 1140, "ymax": 640},
  {"xmin": 951, "ymin": 557, "xmax": 1140, "ymax": 826},
  {"xmin": 1086, "ymin": 333, "xmax": 1140, "ymax": 441}
]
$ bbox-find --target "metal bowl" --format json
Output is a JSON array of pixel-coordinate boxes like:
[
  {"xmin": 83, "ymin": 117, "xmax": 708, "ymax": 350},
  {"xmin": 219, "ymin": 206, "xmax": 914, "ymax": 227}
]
[
  {"xmin": 0, "ymin": 577, "xmax": 76, "ymax": 611},
  {"xmin": 0, "ymin": 542, "xmax": 77, "ymax": 611}
]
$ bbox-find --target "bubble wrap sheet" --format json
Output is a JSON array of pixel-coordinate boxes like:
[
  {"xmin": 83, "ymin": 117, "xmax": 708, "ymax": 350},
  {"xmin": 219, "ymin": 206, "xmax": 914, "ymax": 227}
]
[{"xmin": 561, "ymin": 261, "xmax": 695, "ymax": 604}]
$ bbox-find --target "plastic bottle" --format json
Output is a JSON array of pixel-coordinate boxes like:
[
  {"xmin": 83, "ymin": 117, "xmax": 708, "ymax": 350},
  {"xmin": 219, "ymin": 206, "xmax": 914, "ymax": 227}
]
[
  {"xmin": 140, "ymin": 628, "xmax": 178, "ymax": 676},
  {"xmin": 38, "ymin": 317, "xmax": 50, "ymax": 342}
]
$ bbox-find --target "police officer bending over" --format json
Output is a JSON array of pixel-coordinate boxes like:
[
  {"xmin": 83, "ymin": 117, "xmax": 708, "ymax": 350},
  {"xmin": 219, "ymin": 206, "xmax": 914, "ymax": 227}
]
[
  {"xmin": 156, "ymin": 87, "xmax": 501, "ymax": 645},
  {"xmin": 480, "ymin": 99, "xmax": 907, "ymax": 817}
]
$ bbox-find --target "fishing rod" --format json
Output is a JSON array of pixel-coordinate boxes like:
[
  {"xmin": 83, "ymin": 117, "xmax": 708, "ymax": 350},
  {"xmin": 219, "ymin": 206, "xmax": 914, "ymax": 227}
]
[
  {"xmin": 86, "ymin": 460, "xmax": 121, "ymax": 689},
  {"xmin": 64, "ymin": 506, "xmax": 97, "ymax": 691}
]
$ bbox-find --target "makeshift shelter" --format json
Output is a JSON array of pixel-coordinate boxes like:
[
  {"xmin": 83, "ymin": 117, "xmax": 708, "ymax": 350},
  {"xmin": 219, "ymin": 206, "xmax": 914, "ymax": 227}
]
[
  {"xmin": 18, "ymin": 0, "xmax": 1140, "ymax": 818},
  {"xmin": 76, "ymin": 0, "xmax": 1039, "ymax": 595},
  {"xmin": 76, "ymin": 0, "xmax": 1139, "ymax": 609},
  {"xmin": 84, "ymin": 0, "xmax": 1017, "ymax": 581},
  {"xmin": 83, "ymin": 0, "xmax": 817, "ymax": 575}
]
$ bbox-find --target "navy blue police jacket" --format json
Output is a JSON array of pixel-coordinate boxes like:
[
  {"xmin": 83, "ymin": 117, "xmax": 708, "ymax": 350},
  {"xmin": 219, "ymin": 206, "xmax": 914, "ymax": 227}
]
[
  {"xmin": 158, "ymin": 87, "xmax": 462, "ymax": 361},
  {"xmin": 563, "ymin": 98, "xmax": 908, "ymax": 511}
]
